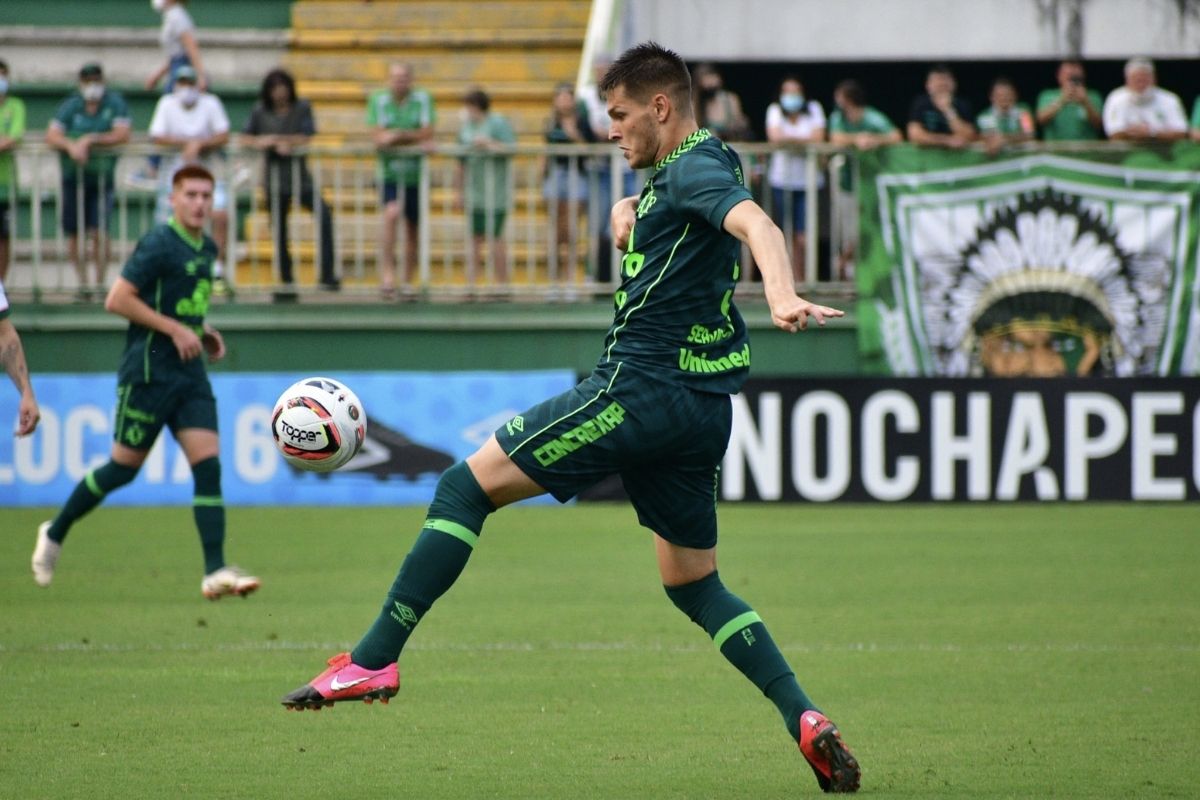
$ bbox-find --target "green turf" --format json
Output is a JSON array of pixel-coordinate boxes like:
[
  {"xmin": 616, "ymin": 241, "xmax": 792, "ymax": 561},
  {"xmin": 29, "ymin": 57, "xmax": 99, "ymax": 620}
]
[{"xmin": 1, "ymin": 504, "xmax": 1197, "ymax": 798}]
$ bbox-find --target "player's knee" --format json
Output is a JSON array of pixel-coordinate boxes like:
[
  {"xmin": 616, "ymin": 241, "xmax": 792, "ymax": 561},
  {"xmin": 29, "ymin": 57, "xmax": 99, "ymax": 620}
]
[
  {"xmin": 427, "ymin": 461, "xmax": 495, "ymax": 534},
  {"xmin": 383, "ymin": 203, "xmax": 401, "ymax": 223}
]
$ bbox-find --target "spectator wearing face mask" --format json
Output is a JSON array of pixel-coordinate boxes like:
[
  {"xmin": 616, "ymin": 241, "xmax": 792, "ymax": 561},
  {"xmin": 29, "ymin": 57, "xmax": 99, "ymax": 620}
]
[
  {"xmin": 765, "ymin": 75, "xmax": 825, "ymax": 284},
  {"xmin": 0, "ymin": 59, "xmax": 26, "ymax": 283},
  {"xmin": 149, "ymin": 65, "xmax": 231, "ymax": 284},
  {"xmin": 45, "ymin": 62, "xmax": 131, "ymax": 301},
  {"xmin": 1103, "ymin": 58, "xmax": 1186, "ymax": 142}
]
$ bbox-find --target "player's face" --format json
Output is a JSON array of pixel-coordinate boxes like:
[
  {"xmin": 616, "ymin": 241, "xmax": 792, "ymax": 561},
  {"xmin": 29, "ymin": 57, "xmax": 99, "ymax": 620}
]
[
  {"xmin": 170, "ymin": 178, "xmax": 214, "ymax": 232},
  {"xmin": 605, "ymin": 84, "xmax": 662, "ymax": 170}
]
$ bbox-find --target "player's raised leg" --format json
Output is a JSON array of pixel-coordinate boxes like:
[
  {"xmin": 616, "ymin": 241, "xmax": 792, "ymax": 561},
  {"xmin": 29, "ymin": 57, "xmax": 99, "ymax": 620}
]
[
  {"xmin": 281, "ymin": 435, "xmax": 543, "ymax": 709},
  {"xmin": 177, "ymin": 427, "xmax": 260, "ymax": 600},
  {"xmin": 656, "ymin": 535, "xmax": 860, "ymax": 793},
  {"xmin": 33, "ymin": 440, "xmax": 145, "ymax": 586}
]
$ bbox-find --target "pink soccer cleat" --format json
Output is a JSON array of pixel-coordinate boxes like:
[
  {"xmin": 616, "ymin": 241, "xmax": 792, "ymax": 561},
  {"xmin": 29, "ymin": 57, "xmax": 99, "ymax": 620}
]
[
  {"xmin": 281, "ymin": 652, "xmax": 399, "ymax": 710},
  {"xmin": 798, "ymin": 710, "xmax": 861, "ymax": 793}
]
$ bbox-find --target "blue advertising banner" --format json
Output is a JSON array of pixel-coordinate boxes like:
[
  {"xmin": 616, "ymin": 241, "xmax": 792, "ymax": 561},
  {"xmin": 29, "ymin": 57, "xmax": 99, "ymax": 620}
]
[{"xmin": 0, "ymin": 371, "xmax": 575, "ymax": 507}]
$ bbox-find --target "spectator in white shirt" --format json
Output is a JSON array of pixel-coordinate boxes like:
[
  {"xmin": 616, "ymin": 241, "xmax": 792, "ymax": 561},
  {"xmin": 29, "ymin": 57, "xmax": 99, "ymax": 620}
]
[
  {"xmin": 149, "ymin": 65, "xmax": 230, "ymax": 275},
  {"xmin": 1102, "ymin": 58, "xmax": 1187, "ymax": 142},
  {"xmin": 765, "ymin": 75, "xmax": 825, "ymax": 284}
]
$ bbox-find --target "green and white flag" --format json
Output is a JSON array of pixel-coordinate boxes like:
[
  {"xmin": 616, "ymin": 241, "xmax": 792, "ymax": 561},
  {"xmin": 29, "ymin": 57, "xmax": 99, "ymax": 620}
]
[{"xmin": 856, "ymin": 145, "xmax": 1200, "ymax": 376}]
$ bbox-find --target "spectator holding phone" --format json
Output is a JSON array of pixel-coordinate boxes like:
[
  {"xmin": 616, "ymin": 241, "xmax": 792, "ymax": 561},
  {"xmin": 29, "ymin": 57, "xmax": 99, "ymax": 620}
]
[{"xmin": 1036, "ymin": 60, "xmax": 1104, "ymax": 141}]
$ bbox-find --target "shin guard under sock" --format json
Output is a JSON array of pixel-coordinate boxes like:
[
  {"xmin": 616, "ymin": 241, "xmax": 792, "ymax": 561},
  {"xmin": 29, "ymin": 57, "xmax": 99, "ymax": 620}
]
[
  {"xmin": 665, "ymin": 570, "xmax": 816, "ymax": 741},
  {"xmin": 191, "ymin": 457, "xmax": 226, "ymax": 575},
  {"xmin": 47, "ymin": 460, "xmax": 139, "ymax": 543},
  {"xmin": 351, "ymin": 462, "xmax": 496, "ymax": 669}
]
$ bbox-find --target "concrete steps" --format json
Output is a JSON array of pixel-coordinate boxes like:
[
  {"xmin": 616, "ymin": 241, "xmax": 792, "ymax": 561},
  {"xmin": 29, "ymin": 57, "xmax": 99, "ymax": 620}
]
[
  {"xmin": 236, "ymin": 0, "xmax": 591, "ymax": 288},
  {"xmin": 290, "ymin": 1, "xmax": 590, "ymax": 32}
]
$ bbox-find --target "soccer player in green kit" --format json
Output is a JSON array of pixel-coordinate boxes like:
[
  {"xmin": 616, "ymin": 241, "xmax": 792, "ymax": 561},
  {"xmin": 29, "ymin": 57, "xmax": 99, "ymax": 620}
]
[
  {"xmin": 32, "ymin": 165, "xmax": 260, "ymax": 601},
  {"xmin": 283, "ymin": 43, "xmax": 860, "ymax": 793}
]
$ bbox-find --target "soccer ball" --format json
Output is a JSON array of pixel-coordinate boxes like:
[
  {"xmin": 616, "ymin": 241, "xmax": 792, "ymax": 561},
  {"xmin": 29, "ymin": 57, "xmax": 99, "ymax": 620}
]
[{"xmin": 271, "ymin": 377, "xmax": 368, "ymax": 472}]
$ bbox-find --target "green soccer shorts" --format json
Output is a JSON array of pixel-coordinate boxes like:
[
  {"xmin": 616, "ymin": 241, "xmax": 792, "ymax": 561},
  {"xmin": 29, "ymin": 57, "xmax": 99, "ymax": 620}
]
[
  {"xmin": 495, "ymin": 363, "xmax": 732, "ymax": 549},
  {"xmin": 113, "ymin": 378, "xmax": 218, "ymax": 450}
]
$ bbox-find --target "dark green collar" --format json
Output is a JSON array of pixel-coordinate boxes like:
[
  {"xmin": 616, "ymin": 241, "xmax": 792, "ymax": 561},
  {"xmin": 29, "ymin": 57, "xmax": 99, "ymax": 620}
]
[
  {"xmin": 168, "ymin": 217, "xmax": 205, "ymax": 252},
  {"xmin": 654, "ymin": 128, "xmax": 712, "ymax": 172}
]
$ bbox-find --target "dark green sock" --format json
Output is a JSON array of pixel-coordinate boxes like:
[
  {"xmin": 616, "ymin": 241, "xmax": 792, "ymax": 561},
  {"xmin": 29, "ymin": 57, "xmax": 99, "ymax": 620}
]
[
  {"xmin": 666, "ymin": 570, "xmax": 816, "ymax": 741},
  {"xmin": 47, "ymin": 460, "xmax": 139, "ymax": 543},
  {"xmin": 192, "ymin": 457, "xmax": 225, "ymax": 575},
  {"xmin": 351, "ymin": 462, "xmax": 495, "ymax": 669}
]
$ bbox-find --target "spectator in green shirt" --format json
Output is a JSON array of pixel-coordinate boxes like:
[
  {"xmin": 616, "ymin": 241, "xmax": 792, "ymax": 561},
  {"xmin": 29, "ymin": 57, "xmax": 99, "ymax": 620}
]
[
  {"xmin": 44, "ymin": 62, "xmax": 131, "ymax": 301},
  {"xmin": 367, "ymin": 62, "xmax": 436, "ymax": 300},
  {"xmin": 828, "ymin": 79, "xmax": 901, "ymax": 281},
  {"xmin": 456, "ymin": 88, "xmax": 515, "ymax": 290},
  {"xmin": 977, "ymin": 77, "xmax": 1035, "ymax": 155},
  {"xmin": 0, "ymin": 59, "xmax": 27, "ymax": 282},
  {"xmin": 1036, "ymin": 60, "xmax": 1104, "ymax": 141}
]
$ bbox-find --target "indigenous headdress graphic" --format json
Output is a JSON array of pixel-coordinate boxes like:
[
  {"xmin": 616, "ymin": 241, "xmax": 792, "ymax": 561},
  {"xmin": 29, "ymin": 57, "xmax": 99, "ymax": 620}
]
[{"xmin": 921, "ymin": 190, "xmax": 1169, "ymax": 377}]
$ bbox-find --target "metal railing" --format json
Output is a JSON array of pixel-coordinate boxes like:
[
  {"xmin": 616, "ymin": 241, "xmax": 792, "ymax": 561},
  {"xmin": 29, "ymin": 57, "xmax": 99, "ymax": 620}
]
[{"xmin": 2, "ymin": 139, "xmax": 865, "ymax": 302}]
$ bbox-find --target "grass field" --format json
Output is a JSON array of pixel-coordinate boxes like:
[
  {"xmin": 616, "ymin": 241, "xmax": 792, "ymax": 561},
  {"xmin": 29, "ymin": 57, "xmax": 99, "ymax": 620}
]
[{"xmin": 1, "ymin": 503, "xmax": 1197, "ymax": 799}]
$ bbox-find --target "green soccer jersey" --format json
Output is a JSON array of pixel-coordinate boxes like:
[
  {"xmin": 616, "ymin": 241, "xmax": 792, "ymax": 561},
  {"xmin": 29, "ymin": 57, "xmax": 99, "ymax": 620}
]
[
  {"xmin": 599, "ymin": 129, "xmax": 753, "ymax": 394},
  {"xmin": 458, "ymin": 112, "xmax": 515, "ymax": 211},
  {"xmin": 1036, "ymin": 88, "xmax": 1103, "ymax": 141},
  {"xmin": 117, "ymin": 218, "xmax": 217, "ymax": 385},
  {"xmin": 0, "ymin": 95, "xmax": 26, "ymax": 191},
  {"xmin": 367, "ymin": 88, "xmax": 436, "ymax": 186},
  {"xmin": 976, "ymin": 102, "xmax": 1034, "ymax": 135},
  {"xmin": 52, "ymin": 89, "xmax": 130, "ymax": 178},
  {"xmin": 828, "ymin": 106, "xmax": 896, "ymax": 190}
]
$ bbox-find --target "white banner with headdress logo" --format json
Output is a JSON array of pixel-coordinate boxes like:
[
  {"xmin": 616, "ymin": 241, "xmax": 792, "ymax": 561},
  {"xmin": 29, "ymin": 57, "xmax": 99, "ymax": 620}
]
[{"xmin": 855, "ymin": 145, "xmax": 1200, "ymax": 377}]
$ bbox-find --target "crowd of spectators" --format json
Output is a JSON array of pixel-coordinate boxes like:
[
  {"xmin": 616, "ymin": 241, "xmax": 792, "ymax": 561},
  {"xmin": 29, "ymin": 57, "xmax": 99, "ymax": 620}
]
[
  {"xmin": 0, "ymin": 39, "xmax": 1197, "ymax": 301},
  {"xmin": 700, "ymin": 57, "xmax": 1195, "ymax": 279}
]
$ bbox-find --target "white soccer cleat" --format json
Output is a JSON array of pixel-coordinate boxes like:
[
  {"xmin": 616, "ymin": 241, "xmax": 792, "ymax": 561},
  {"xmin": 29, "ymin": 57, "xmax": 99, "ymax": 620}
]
[
  {"xmin": 32, "ymin": 521, "xmax": 61, "ymax": 587},
  {"xmin": 201, "ymin": 565, "xmax": 261, "ymax": 600}
]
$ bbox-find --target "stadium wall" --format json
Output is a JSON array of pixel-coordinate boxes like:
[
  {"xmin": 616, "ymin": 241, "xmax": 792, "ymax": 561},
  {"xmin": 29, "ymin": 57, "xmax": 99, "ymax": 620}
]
[
  {"xmin": 622, "ymin": 0, "xmax": 1200, "ymax": 60},
  {"xmin": 9, "ymin": 302, "xmax": 863, "ymax": 377}
]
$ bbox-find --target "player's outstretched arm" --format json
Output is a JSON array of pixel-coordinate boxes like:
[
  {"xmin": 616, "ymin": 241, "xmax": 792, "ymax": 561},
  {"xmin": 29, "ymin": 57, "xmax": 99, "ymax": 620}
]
[
  {"xmin": 0, "ymin": 319, "xmax": 39, "ymax": 436},
  {"xmin": 105, "ymin": 277, "xmax": 203, "ymax": 361},
  {"xmin": 722, "ymin": 199, "xmax": 844, "ymax": 332}
]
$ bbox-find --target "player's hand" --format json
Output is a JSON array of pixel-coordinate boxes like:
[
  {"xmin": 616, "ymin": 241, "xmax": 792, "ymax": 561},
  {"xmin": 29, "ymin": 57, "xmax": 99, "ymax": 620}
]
[
  {"xmin": 770, "ymin": 296, "xmax": 844, "ymax": 333},
  {"xmin": 171, "ymin": 323, "xmax": 203, "ymax": 361},
  {"xmin": 201, "ymin": 327, "xmax": 226, "ymax": 363},
  {"xmin": 611, "ymin": 196, "xmax": 637, "ymax": 251},
  {"xmin": 15, "ymin": 393, "xmax": 40, "ymax": 437}
]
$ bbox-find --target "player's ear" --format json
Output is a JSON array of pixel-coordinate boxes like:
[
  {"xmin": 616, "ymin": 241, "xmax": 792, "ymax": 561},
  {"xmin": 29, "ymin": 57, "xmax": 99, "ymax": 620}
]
[{"xmin": 653, "ymin": 92, "xmax": 671, "ymax": 123}]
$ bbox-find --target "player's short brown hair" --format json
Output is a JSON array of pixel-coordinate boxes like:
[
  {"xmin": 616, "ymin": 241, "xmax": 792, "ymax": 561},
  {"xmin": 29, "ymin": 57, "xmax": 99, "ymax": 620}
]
[
  {"xmin": 171, "ymin": 164, "xmax": 215, "ymax": 188},
  {"xmin": 599, "ymin": 41, "xmax": 692, "ymax": 114}
]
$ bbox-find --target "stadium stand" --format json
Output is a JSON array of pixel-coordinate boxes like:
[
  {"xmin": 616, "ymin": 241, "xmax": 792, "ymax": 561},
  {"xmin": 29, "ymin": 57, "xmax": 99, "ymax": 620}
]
[{"xmin": 235, "ymin": 0, "xmax": 593, "ymax": 289}]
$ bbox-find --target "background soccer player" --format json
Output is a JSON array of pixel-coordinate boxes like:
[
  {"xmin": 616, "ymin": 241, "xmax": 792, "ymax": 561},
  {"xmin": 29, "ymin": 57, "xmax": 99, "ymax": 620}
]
[
  {"xmin": 283, "ymin": 42, "xmax": 859, "ymax": 793},
  {"xmin": 0, "ymin": 277, "xmax": 39, "ymax": 436},
  {"xmin": 32, "ymin": 165, "xmax": 259, "ymax": 601}
]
